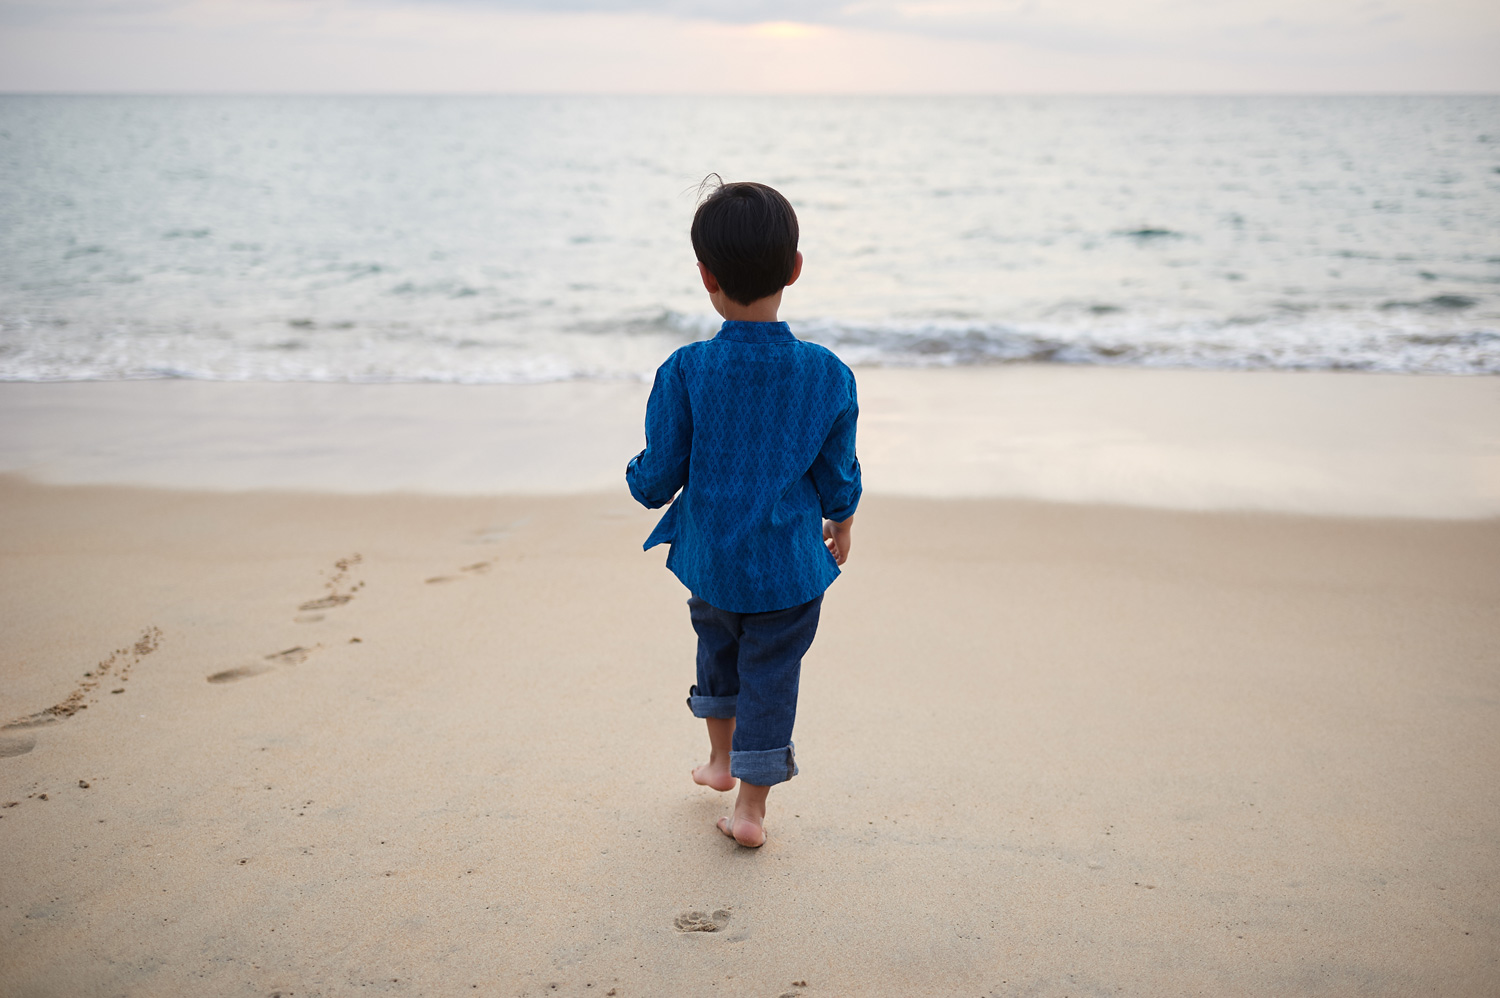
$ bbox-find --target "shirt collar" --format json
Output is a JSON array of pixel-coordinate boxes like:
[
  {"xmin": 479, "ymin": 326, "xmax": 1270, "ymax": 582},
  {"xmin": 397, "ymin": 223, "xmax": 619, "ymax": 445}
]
[{"xmin": 713, "ymin": 320, "xmax": 794, "ymax": 344}]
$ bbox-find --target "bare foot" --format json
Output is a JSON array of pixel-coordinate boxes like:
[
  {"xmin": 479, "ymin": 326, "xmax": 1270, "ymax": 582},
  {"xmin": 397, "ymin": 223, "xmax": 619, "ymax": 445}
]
[
  {"xmin": 692, "ymin": 758, "xmax": 736, "ymax": 792},
  {"xmin": 715, "ymin": 781, "xmax": 770, "ymax": 847},
  {"xmin": 694, "ymin": 717, "xmax": 737, "ymax": 792},
  {"xmin": 716, "ymin": 815, "xmax": 765, "ymax": 848}
]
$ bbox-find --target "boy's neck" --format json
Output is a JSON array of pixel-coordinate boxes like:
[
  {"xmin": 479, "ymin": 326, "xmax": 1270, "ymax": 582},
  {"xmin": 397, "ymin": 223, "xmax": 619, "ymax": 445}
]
[{"xmin": 710, "ymin": 288, "xmax": 785, "ymax": 324}]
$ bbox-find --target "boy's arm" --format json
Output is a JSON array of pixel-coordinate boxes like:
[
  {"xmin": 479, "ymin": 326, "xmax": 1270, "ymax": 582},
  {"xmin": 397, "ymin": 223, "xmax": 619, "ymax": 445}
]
[
  {"xmin": 809, "ymin": 373, "xmax": 862, "ymax": 557},
  {"xmin": 626, "ymin": 353, "xmax": 693, "ymax": 509}
]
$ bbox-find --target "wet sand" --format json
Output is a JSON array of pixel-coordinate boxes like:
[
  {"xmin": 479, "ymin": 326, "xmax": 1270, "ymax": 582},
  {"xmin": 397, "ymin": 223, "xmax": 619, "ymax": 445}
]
[
  {"xmin": 1, "ymin": 370, "xmax": 1499, "ymax": 996},
  {"xmin": 2, "ymin": 367, "xmax": 1497, "ymax": 516}
]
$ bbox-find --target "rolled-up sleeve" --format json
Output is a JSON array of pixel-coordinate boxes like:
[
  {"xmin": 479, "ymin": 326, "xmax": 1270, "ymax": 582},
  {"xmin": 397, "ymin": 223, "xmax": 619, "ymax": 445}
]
[
  {"xmin": 808, "ymin": 375, "xmax": 861, "ymax": 522},
  {"xmin": 626, "ymin": 353, "xmax": 693, "ymax": 509}
]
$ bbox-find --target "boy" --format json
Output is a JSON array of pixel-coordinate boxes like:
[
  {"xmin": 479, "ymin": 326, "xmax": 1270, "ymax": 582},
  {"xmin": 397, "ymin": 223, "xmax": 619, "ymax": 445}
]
[{"xmin": 626, "ymin": 179, "xmax": 861, "ymax": 849}]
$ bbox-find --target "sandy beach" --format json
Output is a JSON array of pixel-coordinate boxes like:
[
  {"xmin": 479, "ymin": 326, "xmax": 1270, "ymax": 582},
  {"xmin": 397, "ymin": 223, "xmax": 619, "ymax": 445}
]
[{"xmin": 2, "ymin": 368, "xmax": 1499, "ymax": 996}]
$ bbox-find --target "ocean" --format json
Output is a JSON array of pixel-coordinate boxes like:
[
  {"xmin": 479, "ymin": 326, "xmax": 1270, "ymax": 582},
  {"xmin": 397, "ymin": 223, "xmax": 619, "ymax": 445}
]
[{"xmin": 1, "ymin": 95, "xmax": 1497, "ymax": 382}]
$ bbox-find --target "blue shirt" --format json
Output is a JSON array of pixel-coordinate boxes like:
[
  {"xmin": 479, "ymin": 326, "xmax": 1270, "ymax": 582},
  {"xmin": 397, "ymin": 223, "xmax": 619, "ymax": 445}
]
[{"xmin": 626, "ymin": 320, "xmax": 862, "ymax": 613}]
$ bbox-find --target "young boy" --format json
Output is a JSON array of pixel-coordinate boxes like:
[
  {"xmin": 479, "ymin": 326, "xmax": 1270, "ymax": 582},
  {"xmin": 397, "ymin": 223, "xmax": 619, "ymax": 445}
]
[{"xmin": 625, "ymin": 179, "xmax": 861, "ymax": 849}]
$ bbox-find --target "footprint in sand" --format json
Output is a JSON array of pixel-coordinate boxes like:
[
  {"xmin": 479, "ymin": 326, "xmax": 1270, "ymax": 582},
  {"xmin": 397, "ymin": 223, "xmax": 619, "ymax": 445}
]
[
  {"xmin": 425, "ymin": 560, "xmax": 493, "ymax": 584},
  {"xmin": 4, "ymin": 627, "xmax": 162, "ymax": 735},
  {"xmin": 206, "ymin": 645, "xmax": 316, "ymax": 684},
  {"xmin": 674, "ymin": 909, "xmax": 731, "ymax": 932},
  {"xmin": 297, "ymin": 554, "xmax": 364, "ymax": 612},
  {"xmin": 0, "ymin": 733, "xmax": 37, "ymax": 758},
  {"xmin": 298, "ymin": 594, "xmax": 352, "ymax": 610},
  {"xmin": 2, "ymin": 715, "xmax": 56, "ymax": 731},
  {"xmin": 206, "ymin": 664, "xmax": 271, "ymax": 685}
]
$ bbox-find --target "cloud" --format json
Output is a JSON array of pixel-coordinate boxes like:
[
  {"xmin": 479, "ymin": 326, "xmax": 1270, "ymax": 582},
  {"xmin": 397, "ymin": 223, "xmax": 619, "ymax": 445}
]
[
  {"xmin": 406, "ymin": 0, "xmax": 847, "ymax": 20},
  {"xmin": 0, "ymin": 0, "xmax": 1496, "ymax": 92},
  {"xmin": 399, "ymin": 0, "xmax": 1500, "ymax": 54}
]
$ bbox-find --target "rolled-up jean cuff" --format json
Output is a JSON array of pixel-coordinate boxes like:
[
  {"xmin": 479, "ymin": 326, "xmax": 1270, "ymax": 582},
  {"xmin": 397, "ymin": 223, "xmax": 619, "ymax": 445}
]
[
  {"xmin": 730, "ymin": 742, "xmax": 798, "ymax": 786},
  {"xmin": 687, "ymin": 686, "xmax": 737, "ymax": 719}
]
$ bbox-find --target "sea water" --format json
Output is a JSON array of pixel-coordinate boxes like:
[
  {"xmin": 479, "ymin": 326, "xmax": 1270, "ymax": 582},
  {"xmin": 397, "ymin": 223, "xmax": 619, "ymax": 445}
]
[{"xmin": 1, "ymin": 95, "xmax": 1497, "ymax": 381}]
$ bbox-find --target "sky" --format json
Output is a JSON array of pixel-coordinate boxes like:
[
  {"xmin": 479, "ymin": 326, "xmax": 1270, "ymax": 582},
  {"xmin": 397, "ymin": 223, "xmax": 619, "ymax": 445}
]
[{"xmin": 1, "ymin": 0, "xmax": 1497, "ymax": 94}]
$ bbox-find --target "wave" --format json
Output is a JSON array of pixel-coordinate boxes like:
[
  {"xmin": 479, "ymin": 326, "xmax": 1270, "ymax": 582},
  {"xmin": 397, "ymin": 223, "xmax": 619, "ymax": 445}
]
[
  {"xmin": 792, "ymin": 314, "xmax": 1500, "ymax": 375},
  {"xmin": 1, "ymin": 308, "xmax": 1496, "ymax": 382}
]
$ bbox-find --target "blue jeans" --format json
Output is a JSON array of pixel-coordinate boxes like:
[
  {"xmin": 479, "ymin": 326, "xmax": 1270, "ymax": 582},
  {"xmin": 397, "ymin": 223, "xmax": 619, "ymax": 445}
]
[{"xmin": 685, "ymin": 594, "xmax": 823, "ymax": 787}]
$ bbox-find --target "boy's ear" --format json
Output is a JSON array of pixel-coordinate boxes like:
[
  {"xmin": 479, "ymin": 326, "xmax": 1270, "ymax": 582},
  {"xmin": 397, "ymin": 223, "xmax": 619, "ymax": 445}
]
[
  {"xmin": 697, "ymin": 262, "xmax": 721, "ymax": 295},
  {"xmin": 785, "ymin": 251, "xmax": 803, "ymax": 287}
]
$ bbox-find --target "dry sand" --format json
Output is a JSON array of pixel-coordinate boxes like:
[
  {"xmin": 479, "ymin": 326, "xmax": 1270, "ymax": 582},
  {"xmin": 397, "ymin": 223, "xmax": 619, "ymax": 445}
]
[{"xmin": 1, "ymin": 370, "xmax": 1499, "ymax": 996}]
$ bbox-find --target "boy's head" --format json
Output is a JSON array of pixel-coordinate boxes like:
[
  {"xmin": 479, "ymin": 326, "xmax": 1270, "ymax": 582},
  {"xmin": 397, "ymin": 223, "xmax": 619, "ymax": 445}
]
[{"xmin": 691, "ymin": 179, "xmax": 799, "ymax": 307}]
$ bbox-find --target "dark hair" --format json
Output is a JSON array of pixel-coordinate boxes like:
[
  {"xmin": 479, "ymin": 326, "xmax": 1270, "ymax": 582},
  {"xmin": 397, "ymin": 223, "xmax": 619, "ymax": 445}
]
[{"xmin": 690, "ymin": 177, "xmax": 799, "ymax": 306}]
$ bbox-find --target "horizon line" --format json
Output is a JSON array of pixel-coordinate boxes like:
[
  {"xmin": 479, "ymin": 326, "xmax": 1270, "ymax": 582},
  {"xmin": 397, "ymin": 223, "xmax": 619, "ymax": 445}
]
[{"xmin": 4, "ymin": 90, "xmax": 1499, "ymax": 99}]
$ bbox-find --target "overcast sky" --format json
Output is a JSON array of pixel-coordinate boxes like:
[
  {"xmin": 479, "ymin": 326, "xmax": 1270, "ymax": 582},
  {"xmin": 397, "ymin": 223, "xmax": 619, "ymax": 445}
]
[{"xmin": 1, "ymin": 0, "xmax": 1497, "ymax": 94}]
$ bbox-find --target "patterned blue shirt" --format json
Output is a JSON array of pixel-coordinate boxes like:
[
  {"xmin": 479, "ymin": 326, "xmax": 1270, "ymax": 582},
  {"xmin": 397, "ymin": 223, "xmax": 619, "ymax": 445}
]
[{"xmin": 626, "ymin": 320, "xmax": 862, "ymax": 613}]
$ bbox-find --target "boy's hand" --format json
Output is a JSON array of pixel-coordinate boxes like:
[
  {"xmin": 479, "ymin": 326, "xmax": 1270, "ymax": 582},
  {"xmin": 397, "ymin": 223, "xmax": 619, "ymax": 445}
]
[{"xmin": 823, "ymin": 516, "xmax": 854, "ymax": 566}]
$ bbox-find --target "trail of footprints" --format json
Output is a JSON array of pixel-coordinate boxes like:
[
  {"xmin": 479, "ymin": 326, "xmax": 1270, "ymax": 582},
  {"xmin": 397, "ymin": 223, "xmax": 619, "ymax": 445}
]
[
  {"xmin": 208, "ymin": 553, "xmax": 365, "ymax": 684},
  {"xmin": 210, "ymin": 548, "xmax": 496, "ymax": 684},
  {"xmin": 0, "ymin": 543, "xmax": 499, "ymax": 828},
  {"xmin": 1, "ymin": 542, "xmax": 498, "ymax": 765}
]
